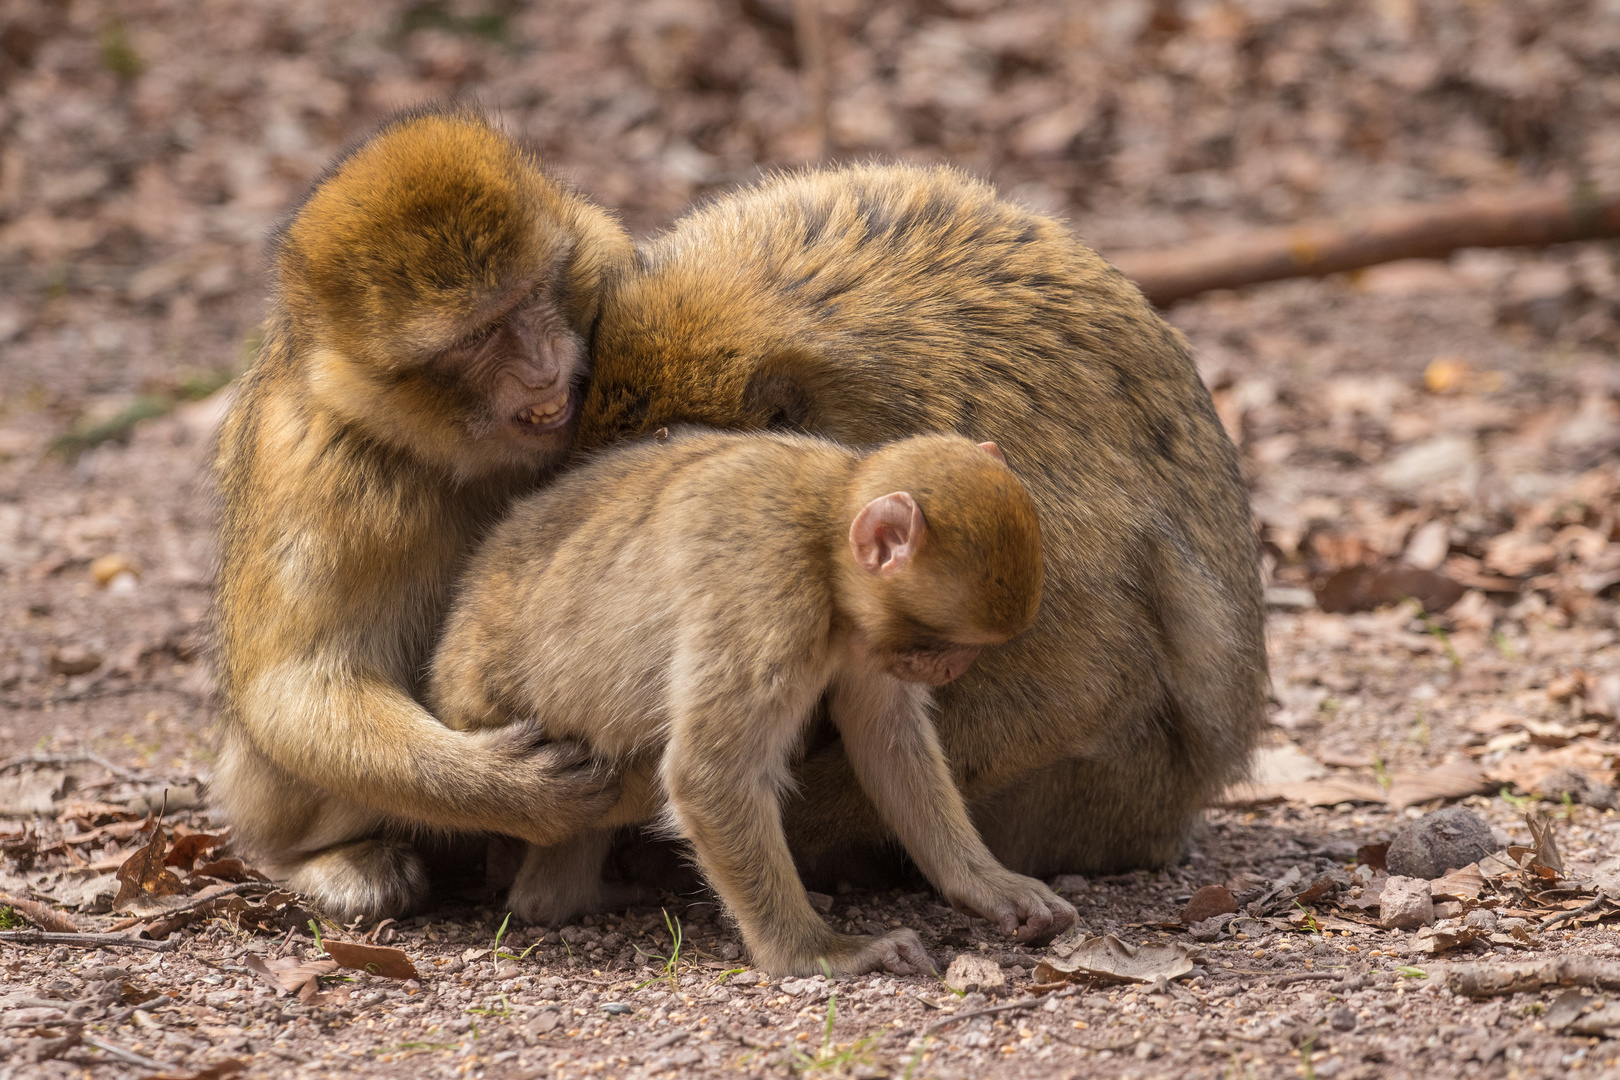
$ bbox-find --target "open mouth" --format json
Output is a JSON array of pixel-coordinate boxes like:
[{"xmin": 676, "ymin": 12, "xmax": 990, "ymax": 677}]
[{"xmin": 512, "ymin": 388, "xmax": 575, "ymax": 435}]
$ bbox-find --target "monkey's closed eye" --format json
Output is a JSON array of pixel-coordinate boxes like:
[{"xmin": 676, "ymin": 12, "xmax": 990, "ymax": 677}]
[{"xmin": 452, "ymin": 324, "xmax": 498, "ymax": 351}]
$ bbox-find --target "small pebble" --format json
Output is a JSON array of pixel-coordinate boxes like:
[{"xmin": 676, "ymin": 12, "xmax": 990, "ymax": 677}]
[{"xmin": 1379, "ymin": 876, "xmax": 1435, "ymax": 930}]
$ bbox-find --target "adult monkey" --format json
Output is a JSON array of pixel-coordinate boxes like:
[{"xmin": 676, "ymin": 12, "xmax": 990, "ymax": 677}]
[
  {"xmin": 211, "ymin": 108, "xmax": 633, "ymax": 920},
  {"xmin": 579, "ymin": 164, "xmax": 1266, "ymax": 886}
]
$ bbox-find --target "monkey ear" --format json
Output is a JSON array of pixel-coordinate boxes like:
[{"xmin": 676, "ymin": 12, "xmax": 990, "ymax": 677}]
[
  {"xmin": 978, "ymin": 441, "xmax": 1006, "ymax": 463},
  {"xmin": 849, "ymin": 492, "xmax": 926, "ymax": 578}
]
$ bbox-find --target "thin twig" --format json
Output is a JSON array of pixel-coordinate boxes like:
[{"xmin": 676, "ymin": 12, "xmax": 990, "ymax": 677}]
[
  {"xmin": 81, "ymin": 1033, "xmax": 175, "ymax": 1070},
  {"xmin": 0, "ymin": 751, "xmax": 144, "ymax": 779},
  {"xmin": 0, "ymin": 930, "xmax": 176, "ymax": 952},
  {"xmin": 1540, "ymin": 894, "xmax": 1609, "ymax": 931},
  {"xmin": 927, "ymin": 987, "xmax": 1076, "ymax": 1032}
]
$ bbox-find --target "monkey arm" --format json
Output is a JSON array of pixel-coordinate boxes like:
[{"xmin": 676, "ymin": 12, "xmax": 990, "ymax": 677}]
[
  {"xmin": 235, "ymin": 659, "xmax": 616, "ymax": 846},
  {"xmin": 828, "ymin": 672, "xmax": 1077, "ymax": 944}
]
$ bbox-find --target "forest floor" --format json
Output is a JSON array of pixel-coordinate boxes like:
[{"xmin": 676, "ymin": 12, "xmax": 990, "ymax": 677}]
[{"xmin": 3, "ymin": 2, "xmax": 1620, "ymax": 1079}]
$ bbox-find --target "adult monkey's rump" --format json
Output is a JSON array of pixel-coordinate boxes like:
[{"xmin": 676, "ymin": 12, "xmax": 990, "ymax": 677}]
[
  {"xmin": 580, "ymin": 165, "xmax": 1267, "ymax": 881},
  {"xmin": 211, "ymin": 108, "xmax": 632, "ymax": 921}
]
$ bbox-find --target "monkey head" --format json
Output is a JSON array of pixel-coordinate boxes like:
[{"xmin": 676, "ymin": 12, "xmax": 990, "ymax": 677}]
[
  {"xmin": 274, "ymin": 107, "xmax": 632, "ymax": 480},
  {"xmin": 840, "ymin": 435, "xmax": 1044, "ymax": 685}
]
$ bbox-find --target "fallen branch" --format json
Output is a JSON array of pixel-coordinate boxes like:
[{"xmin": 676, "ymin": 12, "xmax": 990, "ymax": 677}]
[
  {"xmin": 1448, "ymin": 956, "xmax": 1620, "ymax": 997},
  {"xmin": 80, "ymin": 1032, "xmax": 175, "ymax": 1071},
  {"xmin": 0, "ymin": 751, "xmax": 143, "ymax": 780},
  {"xmin": 0, "ymin": 930, "xmax": 176, "ymax": 952},
  {"xmin": 1110, "ymin": 185, "xmax": 1620, "ymax": 307},
  {"xmin": 0, "ymin": 895, "xmax": 81, "ymax": 933}
]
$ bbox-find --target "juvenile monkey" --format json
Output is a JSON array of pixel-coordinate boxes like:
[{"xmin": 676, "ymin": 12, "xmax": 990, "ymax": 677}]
[
  {"xmin": 429, "ymin": 430, "xmax": 1076, "ymax": 975},
  {"xmin": 210, "ymin": 107, "xmax": 636, "ymax": 920},
  {"xmin": 578, "ymin": 164, "xmax": 1267, "ymax": 884}
]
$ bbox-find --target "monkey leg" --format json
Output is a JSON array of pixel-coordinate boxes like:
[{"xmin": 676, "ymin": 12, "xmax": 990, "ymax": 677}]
[
  {"xmin": 508, "ymin": 830, "xmax": 649, "ymax": 926},
  {"xmin": 213, "ymin": 731, "xmax": 430, "ymax": 922}
]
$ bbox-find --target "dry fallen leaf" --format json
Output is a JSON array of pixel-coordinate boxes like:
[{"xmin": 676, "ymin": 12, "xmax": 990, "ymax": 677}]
[
  {"xmin": 165, "ymin": 831, "xmax": 228, "ymax": 872},
  {"xmin": 191, "ymin": 857, "xmax": 269, "ymax": 883},
  {"xmin": 113, "ymin": 821, "xmax": 185, "ymax": 912},
  {"xmin": 1181, "ymin": 885, "xmax": 1238, "ymax": 925},
  {"xmin": 1315, "ymin": 563, "xmax": 1465, "ymax": 614},
  {"xmin": 1032, "ymin": 934, "xmax": 1195, "ymax": 986},
  {"xmin": 1488, "ymin": 742, "xmax": 1620, "ymax": 795},
  {"xmin": 1386, "ymin": 760, "xmax": 1492, "ymax": 809},
  {"xmin": 1413, "ymin": 924, "xmax": 1485, "ymax": 955},
  {"xmin": 1429, "ymin": 864, "xmax": 1487, "ymax": 902},
  {"xmin": 0, "ymin": 893, "xmax": 79, "ymax": 932},
  {"xmin": 323, "ymin": 940, "xmax": 418, "ymax": 980},
  {"xmin": 1525, "ymin": 812, "xmax": 1565, "ymax": 876},
  {"xmin": 242, "ymin": 954, "xmax": 338, "ymax": 997}
]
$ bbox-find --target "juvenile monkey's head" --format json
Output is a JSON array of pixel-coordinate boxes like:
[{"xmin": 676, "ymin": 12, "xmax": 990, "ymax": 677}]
[
  {"xmin": 840, "ymin": 434, "xmax": 1044, "ymax": 685},
  {"xmin": 273, "ymin": 106, "xmax": 632, "ymax": 478}
]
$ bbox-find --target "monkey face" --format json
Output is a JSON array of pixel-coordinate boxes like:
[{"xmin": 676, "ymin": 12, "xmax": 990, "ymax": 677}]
[{"xmin": 437, "ymin": 287, "xmax": 587, "ymax": 457}]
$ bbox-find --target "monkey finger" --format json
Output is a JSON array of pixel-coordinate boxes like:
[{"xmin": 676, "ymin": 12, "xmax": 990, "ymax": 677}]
[
  {"xmin": 1013, "ymin": 894, "xmax": 1079, "ymax": 945},
  {"xmin": 874, "ymin": 929, "xmax": 935, "ymax": 977}
]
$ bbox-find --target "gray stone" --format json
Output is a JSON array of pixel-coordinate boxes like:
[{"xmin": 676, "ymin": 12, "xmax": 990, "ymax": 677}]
[
  {"xmin": 1386, "ymin": 807, "xmax": 1495, "ymax": 879},
  {"xmin": 1379, "ymin": 876, "xmax": 1435, "ymax": 930}
]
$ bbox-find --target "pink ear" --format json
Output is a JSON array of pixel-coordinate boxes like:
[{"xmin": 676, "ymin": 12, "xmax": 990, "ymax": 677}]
[
  {"xmin": 849, "ymin": 492, "xmax": 926, "ymax": 577},
  {"xmin": 978, "ymin": 441, "xmax": 1005, "ymax": 463}
]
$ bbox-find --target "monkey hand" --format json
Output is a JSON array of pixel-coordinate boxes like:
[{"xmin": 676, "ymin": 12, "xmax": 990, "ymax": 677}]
[
  {"xmin": 810, "ymin": 928, "xmax": 935, "ymax": 978},
  {"xmin": 476, "ymin": 724, "xmax": 622, "ymax": 845},
  {"xmin": 944, "ymin": 869, "xmax": 1078, "ymax": 945}
]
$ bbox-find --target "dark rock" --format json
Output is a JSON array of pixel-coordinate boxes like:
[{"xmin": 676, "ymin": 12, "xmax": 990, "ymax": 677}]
[
  {"xmin": 1386, "ymin": 807, "xmax": 1494, "ymax": 879},
  {"xmin": 1328, "ymin": 1004, "xmax": 1357, "ymax": 1031}
]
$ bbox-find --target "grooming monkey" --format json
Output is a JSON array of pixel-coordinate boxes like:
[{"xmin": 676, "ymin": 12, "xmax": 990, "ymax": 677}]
[
  {"xmin": 578, "ymin": 164, "xmax": 1267, "ymax": 884},
  {"xmin": 429, "ymin": 430, "xmax": 1076, "ymax": 974},
  {"xmin": 210, "ymin": 107, "xmax": 637, "ymax": 920}
]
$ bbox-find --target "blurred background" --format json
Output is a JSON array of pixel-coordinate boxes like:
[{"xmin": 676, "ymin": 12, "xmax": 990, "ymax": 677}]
[
  {"xmin": 0, "ymin": 1, "xmax": 1617, "ymax": 809},
  {"xmin": 5, "ymin": 0, "xmax": 1620, "ymax": 404}
]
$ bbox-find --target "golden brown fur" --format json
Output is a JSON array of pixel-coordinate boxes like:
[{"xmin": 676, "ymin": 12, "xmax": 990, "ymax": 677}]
[
  {"xmin": 211, "ymin": 107, "xmax": 635, "ymax": 921},
  {"xmin": 430, "ymin": 429, "xmax": 1073, "ymax": 975},
  {"xmin": 577, "ymin": 164, "xmax": 1267, "ymax": 882}
]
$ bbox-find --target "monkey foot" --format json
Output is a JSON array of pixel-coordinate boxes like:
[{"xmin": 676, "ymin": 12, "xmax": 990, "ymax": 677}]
[
  {"xmin": 793, "ymin": 928, "xmax": 935, "ymax": 978},
  {"xmin": 285, "ymin": 838, "xmax": 428, "ymax": 923}
]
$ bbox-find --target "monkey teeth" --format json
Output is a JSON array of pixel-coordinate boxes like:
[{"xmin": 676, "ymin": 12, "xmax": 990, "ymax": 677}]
[{"xmin": 520, "ymin": 393, "xmax": 569, "ymax": 426}]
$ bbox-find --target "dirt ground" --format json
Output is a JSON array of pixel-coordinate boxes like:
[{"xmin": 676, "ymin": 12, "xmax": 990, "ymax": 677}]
[{"xmin": 2, "ymin": 2, "xmax": 1619, "ymax": 1078}]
